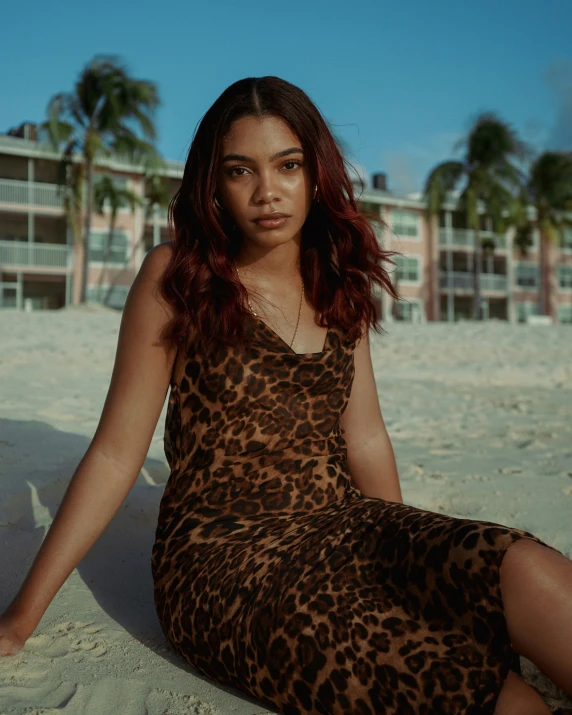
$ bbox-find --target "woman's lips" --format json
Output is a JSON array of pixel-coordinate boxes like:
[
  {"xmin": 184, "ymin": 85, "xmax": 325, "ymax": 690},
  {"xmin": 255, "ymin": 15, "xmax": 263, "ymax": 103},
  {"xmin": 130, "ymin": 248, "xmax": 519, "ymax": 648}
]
[{"xmin": 253, "ymin": 216, "xmax": 290, "ymax": 229}]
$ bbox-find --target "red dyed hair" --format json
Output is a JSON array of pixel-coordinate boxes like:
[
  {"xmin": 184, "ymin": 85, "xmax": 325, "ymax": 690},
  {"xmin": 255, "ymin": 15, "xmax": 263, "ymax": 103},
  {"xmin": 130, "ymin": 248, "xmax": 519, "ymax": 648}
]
[{"xmin": 161, "ymin": 76, "xmax": 401, "ymax": 354}]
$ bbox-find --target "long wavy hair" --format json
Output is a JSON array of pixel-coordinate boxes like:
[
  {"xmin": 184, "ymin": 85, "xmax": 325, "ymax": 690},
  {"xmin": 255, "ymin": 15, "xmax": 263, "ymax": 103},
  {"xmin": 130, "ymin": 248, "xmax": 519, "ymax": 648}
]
[{"xmin": 161, "ymin": 76, "xmax": 401, "ymax": 355}]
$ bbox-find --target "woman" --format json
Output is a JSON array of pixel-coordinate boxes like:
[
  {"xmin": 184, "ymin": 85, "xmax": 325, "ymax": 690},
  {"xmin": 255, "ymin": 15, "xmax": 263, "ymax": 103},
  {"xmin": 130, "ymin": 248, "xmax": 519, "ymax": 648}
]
[{"xmin": 1, "ymin": 76, "xmax": 571, "ymax": 715}]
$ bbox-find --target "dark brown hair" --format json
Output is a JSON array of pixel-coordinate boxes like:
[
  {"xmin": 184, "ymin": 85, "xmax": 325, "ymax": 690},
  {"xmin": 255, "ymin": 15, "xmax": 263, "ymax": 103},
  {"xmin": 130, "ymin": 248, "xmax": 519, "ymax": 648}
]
[{"xmin": 161, "ymin": 75, "xmax": 401, "ymax": 354}]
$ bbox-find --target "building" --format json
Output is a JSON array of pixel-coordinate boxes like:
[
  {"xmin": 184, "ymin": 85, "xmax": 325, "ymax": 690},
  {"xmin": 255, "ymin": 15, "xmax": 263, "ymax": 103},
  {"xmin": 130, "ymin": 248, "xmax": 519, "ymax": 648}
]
[
  {"xmin": 358, "ymin": 172, "xmax": 572, "ymax": 325},
  {"xmin": 1, "ymin": 126, "xmax": 571, "ymax": 323},
  {"xmin": 0, "ymin": 123, "xmax": 178, "ymax": 311}
]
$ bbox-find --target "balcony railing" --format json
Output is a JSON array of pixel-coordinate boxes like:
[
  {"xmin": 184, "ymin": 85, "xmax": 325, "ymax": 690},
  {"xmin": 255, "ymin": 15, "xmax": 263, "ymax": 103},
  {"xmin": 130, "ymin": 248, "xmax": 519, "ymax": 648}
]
[
  {"xmin": 0, "ymin": 179, "xmax": 64, "ymax": 210},
  {"xmin": 439, "ymin": 228, "xmax": 507, "ymax": 250},
  {"xmin": 439, "ymin": 271, "xmax": 508, "ymax": 292},
  {"xmin": 0, "ymin": 240, "xmax": 71, "ymax": 269}
]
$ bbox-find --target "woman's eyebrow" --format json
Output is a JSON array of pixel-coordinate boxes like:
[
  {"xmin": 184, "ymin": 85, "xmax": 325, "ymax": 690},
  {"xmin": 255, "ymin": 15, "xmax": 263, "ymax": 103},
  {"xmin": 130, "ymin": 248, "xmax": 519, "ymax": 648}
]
[{"xmin": 222, "ymin": 147, "xmax": 304, "ymax": 163}]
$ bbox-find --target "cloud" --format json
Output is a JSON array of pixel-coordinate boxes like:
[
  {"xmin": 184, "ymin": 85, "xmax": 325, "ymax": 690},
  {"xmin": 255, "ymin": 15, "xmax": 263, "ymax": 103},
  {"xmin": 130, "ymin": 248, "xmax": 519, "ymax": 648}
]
[
  {"xmin": 382, "ymin": 155, "xmax": 419, "ymax": 194},
  {"xmin": 381, "ymin": 131, "xmax": 464, "ymax": 194}
]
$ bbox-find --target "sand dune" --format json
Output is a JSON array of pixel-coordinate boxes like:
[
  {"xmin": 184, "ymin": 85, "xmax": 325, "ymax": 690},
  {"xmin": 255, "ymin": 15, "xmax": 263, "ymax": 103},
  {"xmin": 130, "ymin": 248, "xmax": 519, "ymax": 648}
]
[{"xmin": 0, "ymin": 308, "xmax": 570, "ymax": 713}]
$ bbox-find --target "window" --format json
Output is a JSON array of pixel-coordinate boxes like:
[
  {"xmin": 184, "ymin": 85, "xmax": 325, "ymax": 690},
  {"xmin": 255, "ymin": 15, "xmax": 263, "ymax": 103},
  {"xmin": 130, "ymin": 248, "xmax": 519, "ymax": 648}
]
[
  {"xmin": 86, "ymin": 284, "xmax": 130, "ymax": 310},
  {"xmin": 560, "ymin": 228, "xmax": 572, "ymax": 252},
  {"xmin": 557, "ymin": 265, "xmax": 572, "ymax": 289},
  {"xmin": 88, "ymin": 231, "xmax": 130, "ymax": 265},
  {"xmin": 392, "ymin": 209, "xmax": 418, "ymax": 238},
  {"xmin": 515, "ymin": 262, "xmax": 538, "ymax": 288},
  {"xmin": 515, "ymin": 301, "xmax": 538, "ymax": 323},
  {"xmin": 558, "ymin": 305, "xmax": 572, "ymax": 323},
  {"xmin": 393, "ymin": 299, "xmax": 422, "ymax": 322},
  {"xmin": 394, "ymin": 255, "xmax": 420, "ymax": 283}
]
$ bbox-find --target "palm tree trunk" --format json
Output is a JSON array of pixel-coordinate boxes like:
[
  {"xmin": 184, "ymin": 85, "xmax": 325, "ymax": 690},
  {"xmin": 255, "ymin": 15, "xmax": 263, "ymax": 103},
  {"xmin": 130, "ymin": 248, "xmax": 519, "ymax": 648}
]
[
  {"xmin": 81, "ymin": 156, "xmax": 94, "ymax": 304},
  {"xmin": 473, "ymin": 228, "xmax": 482, "ymax": 320}
]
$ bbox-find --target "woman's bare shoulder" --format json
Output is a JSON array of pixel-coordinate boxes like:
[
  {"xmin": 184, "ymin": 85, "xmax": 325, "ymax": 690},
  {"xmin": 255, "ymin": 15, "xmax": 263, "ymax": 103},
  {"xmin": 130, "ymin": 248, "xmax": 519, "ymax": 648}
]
[
  {"xmin": 131, "ymin": 242, "xmax": 176, "ymax": 318},
  {"xmin": 141, "ymin": 241, "xmax": 174, "ymax": 282}
]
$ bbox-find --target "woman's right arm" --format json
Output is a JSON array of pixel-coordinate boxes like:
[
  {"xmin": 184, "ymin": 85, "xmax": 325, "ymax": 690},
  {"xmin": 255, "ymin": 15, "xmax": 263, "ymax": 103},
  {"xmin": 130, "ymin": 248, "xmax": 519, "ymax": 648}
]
[{"xmin": 0, "ymin": 243, "xmax": 177, "ymax": 655}]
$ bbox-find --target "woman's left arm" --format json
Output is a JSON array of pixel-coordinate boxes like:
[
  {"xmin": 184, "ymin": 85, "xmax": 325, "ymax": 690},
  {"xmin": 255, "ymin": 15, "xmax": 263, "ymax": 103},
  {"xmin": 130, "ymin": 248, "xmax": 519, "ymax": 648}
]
[{"xmin": 339, "ymin": 331, "xmax": 403, "ymax": 504}]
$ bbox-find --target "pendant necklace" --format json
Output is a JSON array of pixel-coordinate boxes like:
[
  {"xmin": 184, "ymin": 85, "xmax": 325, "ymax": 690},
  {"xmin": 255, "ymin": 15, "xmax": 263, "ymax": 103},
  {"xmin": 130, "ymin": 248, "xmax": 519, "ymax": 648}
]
[{"xmin": 233, "ymin": 262, "xmax": 304, "ymax": 349}]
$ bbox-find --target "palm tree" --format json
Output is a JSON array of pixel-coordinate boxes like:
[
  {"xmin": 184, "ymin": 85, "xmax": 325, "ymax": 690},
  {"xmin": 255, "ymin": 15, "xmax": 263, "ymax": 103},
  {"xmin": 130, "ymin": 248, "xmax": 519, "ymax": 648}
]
[
  {"xmin": 424, "ymin": 113, "xmax": 529, "ymax": 320},
  {"xmin": 516, "ymin": 151, "xmax": 572, "ymax": 317},
  {"xmin": 92, "ymin": 171, "xmax": 173, "ymax": 305},
  {"xmin": 93, "ymin": 175, "xmax": 143, "ymax": 305},
  {"xmin": 142, "ymin": 172, "xmax": 172, "ymax": 240},
  {"xmin": 55, "ymin": 160, "xmax": 83, "ymax": 264},
  {"xmin": 39, "ymin": 54, "xmax": 160, "ymax": 303}
]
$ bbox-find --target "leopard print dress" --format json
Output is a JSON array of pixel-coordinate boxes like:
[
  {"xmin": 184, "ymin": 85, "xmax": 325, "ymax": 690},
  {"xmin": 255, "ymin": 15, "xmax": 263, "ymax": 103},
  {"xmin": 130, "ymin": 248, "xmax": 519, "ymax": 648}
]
[{"xmin": 151, "ymin": 314, "xmax": 558, "ymax": 714}]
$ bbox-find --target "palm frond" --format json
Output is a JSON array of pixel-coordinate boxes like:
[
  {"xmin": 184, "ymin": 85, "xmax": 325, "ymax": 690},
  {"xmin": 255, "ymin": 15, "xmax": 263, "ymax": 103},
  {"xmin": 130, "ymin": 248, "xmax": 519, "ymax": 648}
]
[
  {"xmin": 467, "ymin": 112, "xmax": 530, "ymax": 168},
  {"xmin": 423, "ymin": 161, "xmax": 465, "ymax": 215},
  {"xmin": 514, "ymin": 224, "xmax": 534, "ymax": 257},
  {"xmin": 93, "ymin": 176, "xmax": 116, "ymax": 213},
  {"xmin": 529, "ymin": 151, "xmax": 572, "ymax": 210},
  {"xmin": 112, "ymin": 131, "xmax": 160, "ymax": 169}
]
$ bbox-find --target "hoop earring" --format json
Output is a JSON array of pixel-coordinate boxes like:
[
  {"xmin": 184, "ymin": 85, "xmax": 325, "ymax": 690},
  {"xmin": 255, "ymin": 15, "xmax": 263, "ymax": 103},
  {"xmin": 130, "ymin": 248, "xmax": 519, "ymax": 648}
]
[
  {"xmin": 313, "ymin": 184, "xmax": 318, "ymax": 201},
  {"xmin": 213, "ymin": 195, "xmax": 224, "ymax": 212}
]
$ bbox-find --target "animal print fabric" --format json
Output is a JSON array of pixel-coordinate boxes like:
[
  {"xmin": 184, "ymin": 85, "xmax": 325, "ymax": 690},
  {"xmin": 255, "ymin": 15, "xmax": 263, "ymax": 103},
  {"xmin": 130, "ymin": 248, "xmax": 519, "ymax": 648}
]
[{"xmin": 151, "ymin": 315, "xmax": 559, "ymax": 714}]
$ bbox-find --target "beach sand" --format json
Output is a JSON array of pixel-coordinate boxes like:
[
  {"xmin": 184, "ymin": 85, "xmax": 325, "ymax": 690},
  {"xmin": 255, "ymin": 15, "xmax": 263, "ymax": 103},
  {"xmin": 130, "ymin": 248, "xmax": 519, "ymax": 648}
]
[{"xmin": 0, "ymin": 307, "xmax": 571, "ymax": 713}]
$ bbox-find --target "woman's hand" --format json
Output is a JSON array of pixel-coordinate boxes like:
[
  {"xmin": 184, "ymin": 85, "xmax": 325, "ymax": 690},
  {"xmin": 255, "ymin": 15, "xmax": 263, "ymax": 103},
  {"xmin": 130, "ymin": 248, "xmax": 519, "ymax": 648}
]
[{"xmin": 0, "ymin": 612, "xmax": 32, "ymax": 656}]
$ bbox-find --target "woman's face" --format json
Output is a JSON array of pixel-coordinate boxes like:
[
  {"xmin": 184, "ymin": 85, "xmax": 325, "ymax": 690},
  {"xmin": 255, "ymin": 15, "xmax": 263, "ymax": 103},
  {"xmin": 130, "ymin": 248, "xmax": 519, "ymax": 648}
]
[{"xmin": 217, "ymin": 115, "xmax": 314, "ymax": 250}]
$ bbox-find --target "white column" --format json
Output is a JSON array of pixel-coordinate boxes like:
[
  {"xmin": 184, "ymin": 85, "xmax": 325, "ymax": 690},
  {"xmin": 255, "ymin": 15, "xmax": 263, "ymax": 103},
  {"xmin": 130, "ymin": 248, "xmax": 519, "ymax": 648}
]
[
  {"xmin": 132, "ymin": 177, "xmax": 146, "ymax": 272},
  {"xmin": 445, "ymin": 211, "xmax": 454, "ymax": 322},
  {"xmin": 28, "ymin": 157, "xmax": 35, "ymax": 244},
  {"xmin": 65, "ymin": 226, "xmax": 73, "ymax": 306},
  {"xmin": 380, "ymin": 207, "xmax": 393, "ymax": 323},
  {"xmin": 506, "ymin": 227, "xmax": 515, "ymax": 323},
  {"xmin": 153, "ymin": 204, "xmax": 160, "ymax": 247},
  {"xmin": 17, "ymin": 271, "xmax": 23, "ymax": 310}
]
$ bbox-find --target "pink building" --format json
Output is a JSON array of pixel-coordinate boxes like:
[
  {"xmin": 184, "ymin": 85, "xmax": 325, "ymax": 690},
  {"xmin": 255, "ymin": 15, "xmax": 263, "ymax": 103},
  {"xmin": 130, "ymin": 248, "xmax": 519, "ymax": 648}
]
[{"xmin": 1, "ymin": 126, "xmax": 571, "ymax": 324}]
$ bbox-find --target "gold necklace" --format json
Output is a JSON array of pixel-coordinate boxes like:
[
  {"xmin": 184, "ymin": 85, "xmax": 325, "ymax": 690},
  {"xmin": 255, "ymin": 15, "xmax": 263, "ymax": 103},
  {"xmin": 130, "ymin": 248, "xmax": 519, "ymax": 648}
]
[{"xmin": 233, "ymin": 262, "xmax": 304, "ymax": 349}]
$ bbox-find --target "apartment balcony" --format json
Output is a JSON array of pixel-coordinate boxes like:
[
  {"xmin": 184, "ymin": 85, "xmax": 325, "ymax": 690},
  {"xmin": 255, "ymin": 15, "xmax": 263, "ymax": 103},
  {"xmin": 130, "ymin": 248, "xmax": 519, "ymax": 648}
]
[
  {"xmin": 438, "ymin": 228, "xmax": 507, "ymax": 250},
  {"xmin": 0, "ymin": 240, "xmax": 72, "ymax": 272},
  {"xmin": 0, "ymin": 179, "xmax": 64, "ymax": 213},
  {"xmin": 439, "ymin": 271, "xmax": 508, "ymax": 292}
]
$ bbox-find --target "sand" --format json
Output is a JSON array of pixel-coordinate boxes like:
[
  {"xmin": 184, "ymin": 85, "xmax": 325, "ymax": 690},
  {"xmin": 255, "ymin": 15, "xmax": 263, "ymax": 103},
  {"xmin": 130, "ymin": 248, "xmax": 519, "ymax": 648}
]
[{"xmin": 0, "ymin": 307, "xmax": 571, "ymax": 713}]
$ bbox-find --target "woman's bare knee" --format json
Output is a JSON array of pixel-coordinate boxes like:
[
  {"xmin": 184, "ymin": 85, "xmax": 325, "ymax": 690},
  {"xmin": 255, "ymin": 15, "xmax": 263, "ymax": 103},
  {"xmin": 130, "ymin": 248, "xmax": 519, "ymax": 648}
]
[{"xmin": 494, "ymin": 670, "xmax": 551, "ymax": 715}]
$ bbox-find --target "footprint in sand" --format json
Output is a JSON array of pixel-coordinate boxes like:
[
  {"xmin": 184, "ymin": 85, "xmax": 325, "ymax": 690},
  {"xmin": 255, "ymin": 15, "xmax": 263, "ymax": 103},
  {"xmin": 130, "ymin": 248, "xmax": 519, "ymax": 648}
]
[
  {"xmin": 0, "ymin": 679, "xmax": 78, "ymax": 713},
  {"xmin": 0, "ymin": 627, "xmax": 225, "ymax": 714},
  {"xmin": 0, "ymin": 677, "xmax": 224, "ymax": 714},
  {"xmin": 23, "ymin": 621, "xmax": 109, "ymax": 661}
]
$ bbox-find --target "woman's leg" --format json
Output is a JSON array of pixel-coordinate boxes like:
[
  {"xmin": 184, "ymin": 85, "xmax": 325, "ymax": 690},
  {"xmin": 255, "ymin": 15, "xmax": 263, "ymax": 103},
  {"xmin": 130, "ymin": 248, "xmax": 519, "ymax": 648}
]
[
  {"xmin": 494, "ymin": 671, "xmax": 551, "ymax": 715},
  {"xmin": 500, "ymin": 539, "xmax": 572, "ymax": 697}
]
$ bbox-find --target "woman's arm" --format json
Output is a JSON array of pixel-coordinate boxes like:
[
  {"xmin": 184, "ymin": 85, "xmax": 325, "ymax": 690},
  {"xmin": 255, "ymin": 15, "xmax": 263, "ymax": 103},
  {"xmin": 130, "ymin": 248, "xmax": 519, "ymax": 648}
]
[
  {"xmin": 1, "ymin": 243, "xmax": 177, "ymax": 646},
  {"xmin": 340, "ymin": 332, "xmax": 403, "ymax": 503}
]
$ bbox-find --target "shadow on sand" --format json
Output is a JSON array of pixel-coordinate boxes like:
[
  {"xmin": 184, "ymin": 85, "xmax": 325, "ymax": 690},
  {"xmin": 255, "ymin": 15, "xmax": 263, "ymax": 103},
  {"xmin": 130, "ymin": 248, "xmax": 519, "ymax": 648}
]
[{"xmin": 0, "ymin": 417, "xmax": 272, "ymax": 712}]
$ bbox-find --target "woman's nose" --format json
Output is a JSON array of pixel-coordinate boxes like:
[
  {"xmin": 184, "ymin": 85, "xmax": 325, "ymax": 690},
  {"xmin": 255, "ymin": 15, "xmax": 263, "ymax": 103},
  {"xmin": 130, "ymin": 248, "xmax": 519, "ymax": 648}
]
[{"xmin": 253, "ymin": 172, "xmax": 279, "ymax": 202}]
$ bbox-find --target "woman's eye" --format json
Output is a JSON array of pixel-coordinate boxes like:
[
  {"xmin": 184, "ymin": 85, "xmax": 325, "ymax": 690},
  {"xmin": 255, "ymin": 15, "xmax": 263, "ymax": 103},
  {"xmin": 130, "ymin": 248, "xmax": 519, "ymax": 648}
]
[{"xmin": 227, "ymin": 160, "xmax": 302, "ymax": 177}]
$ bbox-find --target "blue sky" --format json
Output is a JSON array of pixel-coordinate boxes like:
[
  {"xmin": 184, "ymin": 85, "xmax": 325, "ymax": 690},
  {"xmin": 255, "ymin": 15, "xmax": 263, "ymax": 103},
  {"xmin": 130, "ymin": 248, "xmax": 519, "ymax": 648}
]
[{"xmin": 2, "ymin": 0, "xmax": 571, "ymax": 194}]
